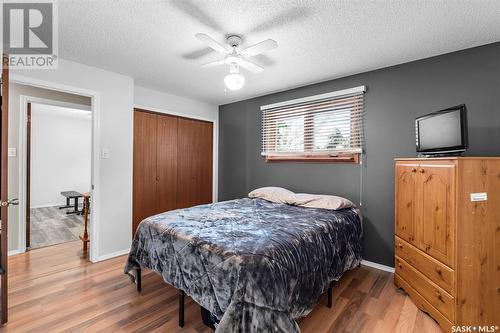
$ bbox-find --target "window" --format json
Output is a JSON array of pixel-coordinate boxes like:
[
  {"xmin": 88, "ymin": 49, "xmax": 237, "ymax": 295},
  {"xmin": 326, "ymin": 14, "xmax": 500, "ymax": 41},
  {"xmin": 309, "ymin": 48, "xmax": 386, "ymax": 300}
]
[{"xmin": 261, "ymin": 86, "xmax": 365, "ymax": 162}]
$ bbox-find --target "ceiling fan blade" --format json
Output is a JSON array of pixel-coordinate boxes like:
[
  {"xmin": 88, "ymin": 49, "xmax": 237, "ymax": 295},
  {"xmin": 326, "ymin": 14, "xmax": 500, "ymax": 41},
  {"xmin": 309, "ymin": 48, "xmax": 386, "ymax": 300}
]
[
  {"xmin": 241, "ymin": 39, "xmax": 278, "ymax": 57},
  {"xmin": 200, "ymin": 59, "xmax": 226, "ymax": 68},
  {"xmin": 239, "ymin": 59, "xmax": 264, "ymax": 74},
  {"xmin": 195, "ymin": 33, "xmax": 229, "ymax": 54}
]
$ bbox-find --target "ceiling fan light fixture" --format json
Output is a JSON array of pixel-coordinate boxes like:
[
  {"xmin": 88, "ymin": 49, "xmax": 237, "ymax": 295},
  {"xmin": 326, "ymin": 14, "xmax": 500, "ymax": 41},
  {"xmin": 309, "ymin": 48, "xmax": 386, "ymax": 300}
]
[
  {"xmin": 224, "ymin": 72, "xmax": 245, "ymax": 91},
  {"xmin": 193, "ymin": 33, "xmax": 277, "ymax": 91},
  {"xmin": 224, "ymin": 63, "xmax": 245, "ymax": 91}
]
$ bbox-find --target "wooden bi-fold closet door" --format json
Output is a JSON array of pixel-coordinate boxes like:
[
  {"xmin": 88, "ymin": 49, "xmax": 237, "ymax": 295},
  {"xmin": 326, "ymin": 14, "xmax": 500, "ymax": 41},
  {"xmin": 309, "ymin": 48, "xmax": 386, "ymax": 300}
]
[
  {"xmin": 177, "ymin": 117, "xmax": 213, "ymax": 209},
  {"xmin": 156, "ymin": 114, "xmax": 178, "ymax": 213},
  {"xmin": 133, "ymin": 111, "xmax": 158, "ymax": 234},
  {"xmin": 132, "ymin": 109, "xmax": 213, "ymax": 234}
]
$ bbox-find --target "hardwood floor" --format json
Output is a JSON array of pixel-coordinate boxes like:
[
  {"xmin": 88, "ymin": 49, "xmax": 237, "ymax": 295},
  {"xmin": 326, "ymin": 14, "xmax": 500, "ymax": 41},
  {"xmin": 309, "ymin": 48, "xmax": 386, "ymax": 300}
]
[{"xmin": 2, "ymin": 241, "xmax": 443, "ymax": 333}]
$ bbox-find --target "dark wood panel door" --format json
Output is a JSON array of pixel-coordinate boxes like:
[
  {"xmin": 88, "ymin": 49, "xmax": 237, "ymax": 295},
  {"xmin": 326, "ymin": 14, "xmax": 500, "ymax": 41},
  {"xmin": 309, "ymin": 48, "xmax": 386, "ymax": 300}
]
[
  {"xmin": 177, "ymin": 118, "xmax": 213, "ymax": 209},
  {"xmin": 156, "ymin": 114, "xmax": 177, "ymax": 213},
  {"xmin": 1, "ymin": 54, "xmax": 9, "ymax": 324},
  {"xmin": 133, "ymin": 111, "xmax": 158, "ymax": 234}
]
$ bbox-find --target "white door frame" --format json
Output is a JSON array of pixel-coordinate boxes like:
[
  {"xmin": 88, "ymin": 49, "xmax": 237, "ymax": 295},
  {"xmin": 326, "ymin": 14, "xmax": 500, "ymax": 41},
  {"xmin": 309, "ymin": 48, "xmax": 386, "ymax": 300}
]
[
  {"xmin": 18, "ymin": 96, "xmax": 91, "ymax": 252},
  {"xmin": 11, "ymin": 75, "xmax": 101, "ymax": 262}
]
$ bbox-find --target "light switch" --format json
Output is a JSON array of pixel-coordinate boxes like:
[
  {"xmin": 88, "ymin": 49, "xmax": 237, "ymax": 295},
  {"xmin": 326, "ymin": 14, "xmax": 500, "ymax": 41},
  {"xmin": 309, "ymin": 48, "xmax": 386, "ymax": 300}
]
[
  {"xmin": 8, "ymin": 148, "xmax": 17, "ymax": 157},
  {"xmin": 101, "ymin": 148, "xmax": 110, "ymax": 159}
]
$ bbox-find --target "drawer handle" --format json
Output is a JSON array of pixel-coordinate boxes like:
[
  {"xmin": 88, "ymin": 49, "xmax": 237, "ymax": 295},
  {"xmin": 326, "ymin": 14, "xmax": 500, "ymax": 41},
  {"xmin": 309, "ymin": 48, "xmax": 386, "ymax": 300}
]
[
  {"xmin": 398, "ymin": 243, "xmax": 403, "ymax": 249},
  {"xmin": 435, "ymin": 268, "xmax": 442, "ymax": 276},
  {"xmin": 397, "ymin": 263, "xmax": 403, "ymax": 269},
  {"xmin": 419, "ymin": 169, "xmax": 425, "ymax": 173},
  {"xmin": 436, "ymin": 292, "xmax": 445, "ymax": 303},
  {"xmin": 411, "ymin": 168, "xmax": 417, "ymax": 173}
]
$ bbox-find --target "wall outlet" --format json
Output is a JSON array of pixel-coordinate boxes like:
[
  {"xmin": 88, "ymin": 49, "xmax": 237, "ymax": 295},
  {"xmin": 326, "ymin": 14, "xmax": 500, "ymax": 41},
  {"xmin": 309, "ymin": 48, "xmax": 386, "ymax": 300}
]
[{"xmin": 8, "ymin": 148, "xmax": 17, "ymax": 157}]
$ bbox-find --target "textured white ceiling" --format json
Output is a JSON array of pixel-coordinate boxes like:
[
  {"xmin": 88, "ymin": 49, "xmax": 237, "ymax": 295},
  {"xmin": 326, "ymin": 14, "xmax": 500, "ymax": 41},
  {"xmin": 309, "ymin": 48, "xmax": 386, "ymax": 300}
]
[{"xmin": 58, "ymin": 0, "xmax": 500, "ymax": 105}]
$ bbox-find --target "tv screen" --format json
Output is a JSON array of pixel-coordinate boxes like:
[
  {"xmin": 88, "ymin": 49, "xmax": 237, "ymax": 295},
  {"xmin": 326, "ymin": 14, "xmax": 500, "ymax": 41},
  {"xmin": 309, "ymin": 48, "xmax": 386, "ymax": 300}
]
[{"xmin": 416, "ymin": 105, "xmax": 467, "ymax": 155}]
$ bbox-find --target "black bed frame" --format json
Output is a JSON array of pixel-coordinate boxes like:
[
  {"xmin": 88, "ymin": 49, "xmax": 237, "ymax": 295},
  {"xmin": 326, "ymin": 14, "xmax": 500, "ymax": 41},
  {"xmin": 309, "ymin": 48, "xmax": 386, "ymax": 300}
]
[{"xmin": 134, "ymin": 267, "xmax": 335, "ymax": 328}]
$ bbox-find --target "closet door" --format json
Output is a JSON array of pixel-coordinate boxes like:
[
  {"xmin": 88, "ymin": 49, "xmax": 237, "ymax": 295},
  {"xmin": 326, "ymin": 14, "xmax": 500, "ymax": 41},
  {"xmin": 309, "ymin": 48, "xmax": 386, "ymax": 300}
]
[
  {"xmin": 177, "ymin": 118, "xmax": 213, "ymax": 209},
  {"xmin": 156, "ymin": 114, "xmax": 178, "ymax": 213},
  {"xmin": 133, "ymin": 111, "xmax": 158, "ymax": 233}
]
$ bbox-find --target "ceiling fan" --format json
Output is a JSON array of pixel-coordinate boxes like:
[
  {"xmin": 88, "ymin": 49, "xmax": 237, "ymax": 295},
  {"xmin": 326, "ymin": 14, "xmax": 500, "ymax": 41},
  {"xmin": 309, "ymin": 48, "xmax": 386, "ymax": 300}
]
[{"xmin": 194, "ymin": 33, "xmax": 278, "ymax": 91}]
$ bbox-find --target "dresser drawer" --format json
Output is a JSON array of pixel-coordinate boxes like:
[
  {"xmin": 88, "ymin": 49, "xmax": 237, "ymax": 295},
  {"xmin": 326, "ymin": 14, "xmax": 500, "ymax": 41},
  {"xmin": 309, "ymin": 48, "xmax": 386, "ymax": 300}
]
[
  {"xmin": 395, "ymin": 256, "xmax": 455, "ymax": 321},
  {"xmin": 395, "ymin": 236, "xmax": 455, "ymax": 295}
]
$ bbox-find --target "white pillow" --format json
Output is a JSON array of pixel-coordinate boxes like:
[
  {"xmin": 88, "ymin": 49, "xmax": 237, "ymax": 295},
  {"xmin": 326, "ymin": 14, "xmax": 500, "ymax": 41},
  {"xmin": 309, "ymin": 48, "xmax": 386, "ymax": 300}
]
[
  {"xmin": 290, "ymin": 193, "xmax": 354, "ymax": 210},
  {"xmin": 248, "ymin": 187, "xmax": 294, "ymax": 204}
]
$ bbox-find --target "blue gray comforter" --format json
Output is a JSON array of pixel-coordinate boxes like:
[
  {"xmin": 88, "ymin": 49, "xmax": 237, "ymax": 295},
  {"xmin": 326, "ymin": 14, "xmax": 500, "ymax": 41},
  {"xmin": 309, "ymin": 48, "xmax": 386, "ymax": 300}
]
[{"xmin": 125, "ymin": 198, "xmax": 362, "ymax": 332}]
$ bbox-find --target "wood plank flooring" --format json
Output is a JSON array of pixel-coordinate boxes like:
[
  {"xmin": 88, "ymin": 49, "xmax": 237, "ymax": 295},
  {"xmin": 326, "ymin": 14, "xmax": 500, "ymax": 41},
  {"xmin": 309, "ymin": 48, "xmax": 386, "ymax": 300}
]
[
  {"xmin": 2, "ymin": 241, "xmax": 443, "ymax": 333},
  {"xmin": 30, "ymin": 206, "xmax": 84, "ymax": 249}
]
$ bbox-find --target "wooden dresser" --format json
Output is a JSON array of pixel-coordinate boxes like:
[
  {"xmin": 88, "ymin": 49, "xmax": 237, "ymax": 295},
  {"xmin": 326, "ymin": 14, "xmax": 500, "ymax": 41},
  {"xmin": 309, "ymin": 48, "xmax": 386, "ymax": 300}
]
[{"xmin": 394, "ymin": 157, "xmax": 499, "ymax": 332}]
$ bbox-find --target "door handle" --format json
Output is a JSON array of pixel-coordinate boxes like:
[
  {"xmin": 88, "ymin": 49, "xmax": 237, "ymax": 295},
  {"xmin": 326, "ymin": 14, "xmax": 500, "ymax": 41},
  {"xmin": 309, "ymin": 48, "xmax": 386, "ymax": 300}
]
[{"xmin": 1, "ymin": 198, "xmax": 19, "ymax": 206}]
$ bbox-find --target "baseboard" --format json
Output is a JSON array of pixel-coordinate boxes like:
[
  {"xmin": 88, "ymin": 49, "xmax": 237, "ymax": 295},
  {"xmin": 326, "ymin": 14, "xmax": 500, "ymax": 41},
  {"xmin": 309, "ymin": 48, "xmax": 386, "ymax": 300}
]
[
  {"xmin": 95, "ymin": 248, "xmax": 130, "ymax": 262},
  {"xmin": 8, "ymin": 248, "xmax": 25, "ymax": 256},
  {"xmin": 361, "ymin": 259, "xmax": 395, "ymax": 273}
]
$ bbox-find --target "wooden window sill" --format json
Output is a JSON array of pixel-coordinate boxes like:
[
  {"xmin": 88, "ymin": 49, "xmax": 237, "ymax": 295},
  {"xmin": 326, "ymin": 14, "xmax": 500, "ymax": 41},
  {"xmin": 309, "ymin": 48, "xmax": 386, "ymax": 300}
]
[{"xmin": 265, "ymin": 154, "xmax": 360, "ymax": 164}]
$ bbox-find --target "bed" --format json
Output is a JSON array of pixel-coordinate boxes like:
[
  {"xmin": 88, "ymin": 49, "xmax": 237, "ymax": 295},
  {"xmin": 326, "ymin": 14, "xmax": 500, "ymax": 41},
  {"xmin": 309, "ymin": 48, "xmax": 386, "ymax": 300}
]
[{"xmin": 125, "ymin": 196, "xmax": 362, "ymax": 332}]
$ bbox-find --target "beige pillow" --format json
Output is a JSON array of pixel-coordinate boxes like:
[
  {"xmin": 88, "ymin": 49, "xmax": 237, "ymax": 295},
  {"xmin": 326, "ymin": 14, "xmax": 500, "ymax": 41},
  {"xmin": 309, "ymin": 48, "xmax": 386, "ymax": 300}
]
[
  {"xmin": 291, "ymin": 193, "xmax": 354, "ymax": 210},
  {"xmin": 248, "ymin": 187, "xmax": 294, "ymax": 204}
]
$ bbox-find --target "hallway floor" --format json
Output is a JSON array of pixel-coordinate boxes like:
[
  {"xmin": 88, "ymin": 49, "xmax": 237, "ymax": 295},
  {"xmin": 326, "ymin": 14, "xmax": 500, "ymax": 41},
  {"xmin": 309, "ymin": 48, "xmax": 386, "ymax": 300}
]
[{"xmin": 30, "ymin": 206, "xmax": 84, "ymax": 249}]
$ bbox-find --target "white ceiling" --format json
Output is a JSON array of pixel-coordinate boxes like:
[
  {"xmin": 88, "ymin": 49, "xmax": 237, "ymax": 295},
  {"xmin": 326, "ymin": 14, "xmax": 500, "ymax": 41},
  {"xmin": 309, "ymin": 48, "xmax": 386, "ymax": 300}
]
[{"xmin": 58, "ymin": 0, "xmax": 500, "ymax": 105}]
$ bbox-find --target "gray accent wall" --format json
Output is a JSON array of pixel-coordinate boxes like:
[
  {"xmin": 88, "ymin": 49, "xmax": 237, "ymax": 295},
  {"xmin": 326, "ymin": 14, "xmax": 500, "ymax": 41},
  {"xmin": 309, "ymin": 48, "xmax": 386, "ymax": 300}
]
[{"xmin": 218, "ymin": 42, "xmax": 500, "ymax": 267}]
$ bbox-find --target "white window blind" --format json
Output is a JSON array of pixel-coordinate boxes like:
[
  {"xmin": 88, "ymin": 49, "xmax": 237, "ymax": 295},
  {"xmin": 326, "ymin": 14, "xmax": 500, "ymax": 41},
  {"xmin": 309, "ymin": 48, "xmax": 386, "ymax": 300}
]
[{"xmin": 261, "ymin": 86, "xmax": 366, "ymax": 157}]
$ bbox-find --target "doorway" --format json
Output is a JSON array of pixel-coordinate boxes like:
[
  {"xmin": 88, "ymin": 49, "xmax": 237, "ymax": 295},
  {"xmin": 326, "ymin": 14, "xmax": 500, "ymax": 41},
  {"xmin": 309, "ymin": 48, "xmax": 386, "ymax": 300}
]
[
  {"xmin": 25, "ymin": 102, "xmax": 92, "ymax": 250},
  {"xmin": 0, "ymin": 74, "xmax": 99, "ymax": 325}
]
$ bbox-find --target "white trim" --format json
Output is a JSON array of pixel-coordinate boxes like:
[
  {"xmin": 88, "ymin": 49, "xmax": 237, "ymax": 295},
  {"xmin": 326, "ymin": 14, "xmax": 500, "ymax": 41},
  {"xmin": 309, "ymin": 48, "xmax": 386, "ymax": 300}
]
[
  {"xmin": 26, "ymin": 98, "xmax": 90, "ymax": 111},
  {"xmin": 133, "ymin": 104, "xmax": 219, "ymax": 203},
  {"xmin": 261, "ymin": 85, "xmax": 366, "ymax": 110},
  {"xmin": 8, "ymin": 249, "xmax": 25, "ymax": 256},
  {"xmin": 12, "ymin": 75, "xmax": 101, "ymax": 263},
  {"xmin": 96, "ymin": 248, "xmax": 130, "ymax": 262},
  {"xmin": 18, "ymin": 95, "xmax": 92, "ymax": 255},
  {"xmin": 361, "ymin": 259, "xmax": 395, "ymax": 273}
]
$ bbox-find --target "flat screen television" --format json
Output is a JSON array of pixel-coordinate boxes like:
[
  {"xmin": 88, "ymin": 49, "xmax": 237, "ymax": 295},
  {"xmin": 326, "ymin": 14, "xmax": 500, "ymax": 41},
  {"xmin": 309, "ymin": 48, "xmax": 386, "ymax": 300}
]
[{"xmin": 416, "ymin": 104, "xmax": 468, "ymax": 156}]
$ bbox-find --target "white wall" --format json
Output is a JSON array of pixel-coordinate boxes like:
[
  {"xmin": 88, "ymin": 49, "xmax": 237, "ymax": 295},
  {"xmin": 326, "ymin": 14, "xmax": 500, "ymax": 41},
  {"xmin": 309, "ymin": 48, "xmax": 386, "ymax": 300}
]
[
  {"xmin": 134, "ymin": 86, "xmax": 219, "ymax": 201},
  {"xmin": 12, "ymin": 59, "xmax": 134, "ymax": 261},
  {"xmin": 30, "ymin": 104, "xmax": 91, "ymax": 208}
]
